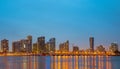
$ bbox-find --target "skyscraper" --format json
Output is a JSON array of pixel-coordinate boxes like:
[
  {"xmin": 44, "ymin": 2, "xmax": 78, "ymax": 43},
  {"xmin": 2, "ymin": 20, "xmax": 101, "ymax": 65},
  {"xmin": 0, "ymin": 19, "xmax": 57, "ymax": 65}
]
[
  {"xmin": 73, "ymin": 46, "xmax": 79, "ymax": 52},
  {"xmin": 1, "ymin": 39, "xmax": 9, "ymax": 53},
  {"xmin": 109, "ymin": 43, "xmax": 119, "ymax": 52},
  {"xmin": 27, "ymin": 35, "xmax": 32, "ymax": 53},
  {"xmin": 96, "ymin": 45, "xmax": 105, "ymax": 52},
  {"xmin": 21, "ymin": 39, "xmax": 29, "ymax": 53},
  {"xmin": 33, "ymin": 43, "xmax": 37, "ymax": 53},
  {"xmin": 65, "ymin": 40, "xmax": 69, "ymax": 52},
  {"xmin": 12, "ymin": 41, "xmax": 22, "ymax": 53},
  {"xmin": 37, "ymin": 36, "xmax": 45, "ymax": 53},
  {"xmin": 59, "ymin": 40, "xmax": 69, "ymax": 52},
  {"xmin": 12, "ymin": 38, "xmax": 32, "ymax": 53},
  {"xmin": 49, "ymin": 38, "xmax": 56, "ymax": 52},
  {"xmin": 45, "ymin": 42, "xmax": 50, "ymax": 53},
  {"xmin": 89, "ymin": 37, "xmax": 94, "ymax": 52}
]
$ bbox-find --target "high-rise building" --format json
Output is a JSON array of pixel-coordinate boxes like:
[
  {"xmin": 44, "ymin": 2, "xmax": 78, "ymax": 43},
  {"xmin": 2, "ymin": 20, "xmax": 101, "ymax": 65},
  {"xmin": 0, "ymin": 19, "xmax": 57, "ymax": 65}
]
[
  {"xmin": 21, "ymin": 39, "xmax": 30, "ymax": 53},
  {"xmin": 37, "ymin": 36, "xmax": 45, "ymax": 53},
  {"xmin": 59, "ymin": 40, "xmax": 69, "ymax": 52},
  {"xmin": 12, "ymin": 41, "xmax": 22, "ymax": 53},
  {"xmin": 12, "ymin": 35, "xmax": 32, "ymax": 53},
  {"xmin": 45, "ymin": 42, "xmax": 50, "ymax": 53},
  {"xmin": 65, "ymin": 40, "xmax": 69, "ymax": 52},
  {"xmin": 27, "ymin": 35, "xmax": 32, "ymax": 52},
  {"xmin": 59, "ymin": 43, "xmax": 63, "ymax": 51},
  {"xmin": 89, "ymin": 37, "xmax": 94, "ymax": 52},
  {"xmin": 33, "ymin": 43, "xmax": 37, "ymax": 53},
  {"xmin": 49, "ymin": 38, "xmax": 56, "ymax": 52},
  {"xmin": 1, "ymin": 39, "xmax": 9, "ymax": 53},
  {"xmin": 73, "ymin": 46, "xmax": 79, "ymax": 52},
  {"xmin": 109, "ymin": 43, "xmax": 119, "ymax": 52},
  {"xmin": 96, "ymin": 45, "xmax": 105, "ymax": 52}
]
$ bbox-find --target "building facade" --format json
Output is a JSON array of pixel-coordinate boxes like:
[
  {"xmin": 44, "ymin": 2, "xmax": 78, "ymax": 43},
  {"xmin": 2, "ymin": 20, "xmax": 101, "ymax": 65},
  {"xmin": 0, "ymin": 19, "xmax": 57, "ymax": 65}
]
[
  {"xmin": 73, "ymin": 46, "xmax": 79, "ymax": 52},
  {"xmin": 109, "ymin": 43, "xmax": 119, "ymax": 52},
  {"xmin": 12, "ymin": 41, "xmax": 22, "ymax": 53},
  {"xmin": 96, "ymin": 45, "xmax": 105, "ymax": 52},
  {"xmin": 45, "ymin": 42, "xmax": 50, "ymax": 53},
  {"xmin": 12, "ymin": 35, "xmax": 32, "ymax": 53},
  {"xmin": 27, "ymin": 35, "xmax": 32, "ymax": 53},
  {"xmin": 89, "ymin": 37, "xmax": 94, "ymax": 52},
  {"xmin": 37, "ymin": 36, "xmax": 45, "ymax": 53},
  {"xmin": 32, "ymin": 43, "xmax": 37, "ymax": 53},
  {"xmin": 59, "ymin": 40, "xmax": 69, "ymax": 52},
  {"xmin": 49, "ymin": 38, "xmax": 56, "ymax": 52},
  {"xmin": 1, "ymin": 39, "xmax": 9, "ymax": 53}
]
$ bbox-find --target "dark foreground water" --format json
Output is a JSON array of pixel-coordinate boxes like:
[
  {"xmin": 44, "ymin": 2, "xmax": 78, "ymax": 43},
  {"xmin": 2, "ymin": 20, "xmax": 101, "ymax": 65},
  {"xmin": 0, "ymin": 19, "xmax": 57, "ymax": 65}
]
[{"xmin": 0, "ymin": 56, "xmax": 120, "ymax": 69}]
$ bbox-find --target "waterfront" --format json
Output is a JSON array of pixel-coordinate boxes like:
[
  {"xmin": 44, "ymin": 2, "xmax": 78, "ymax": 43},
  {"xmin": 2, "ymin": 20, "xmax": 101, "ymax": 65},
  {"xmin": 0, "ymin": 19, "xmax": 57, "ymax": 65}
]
[{"xmin": 0, "ymin": 56, "xmax": 120, "ymax": 69}]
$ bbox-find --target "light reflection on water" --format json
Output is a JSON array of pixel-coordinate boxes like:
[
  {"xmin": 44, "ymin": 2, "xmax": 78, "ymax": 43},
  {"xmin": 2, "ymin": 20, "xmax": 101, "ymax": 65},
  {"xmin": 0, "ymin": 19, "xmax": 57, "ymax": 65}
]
[
  {"xmin": 0, "ymin": 56, "xmax": 119, "ymax": 69},
  {"xmin": 51, "ymin": 56, "xmax": 112, "ymax": 69}
]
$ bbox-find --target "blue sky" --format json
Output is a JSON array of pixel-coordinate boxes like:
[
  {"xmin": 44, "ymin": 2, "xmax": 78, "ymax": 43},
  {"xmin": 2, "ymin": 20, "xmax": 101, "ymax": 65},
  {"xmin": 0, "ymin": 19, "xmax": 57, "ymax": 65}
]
[{"xmin": 0, "ymin": 0, "xmax": 120, "ymax": 51}]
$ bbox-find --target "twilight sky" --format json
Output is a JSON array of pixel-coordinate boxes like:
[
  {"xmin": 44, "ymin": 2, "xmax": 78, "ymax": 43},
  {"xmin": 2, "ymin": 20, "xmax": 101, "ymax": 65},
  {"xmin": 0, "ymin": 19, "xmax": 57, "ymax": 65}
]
[{"xmin": 0, "ymin": 0, "xmax": 120, "ymax": 51}]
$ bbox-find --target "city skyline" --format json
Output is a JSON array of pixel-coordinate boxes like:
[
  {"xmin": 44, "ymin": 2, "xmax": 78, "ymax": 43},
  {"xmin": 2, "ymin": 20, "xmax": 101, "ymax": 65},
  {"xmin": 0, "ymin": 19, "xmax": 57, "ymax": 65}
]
[
  {"xmin": 0, "ymin": 0, "xmax": 120, "ymax": 51},
  {"xmin": 0, "ymin": 35, "xmax": 119, "ymax": 52},
  {"xmin": 0, "ymin": 0, "xmax": 120, "ymax": 69}
]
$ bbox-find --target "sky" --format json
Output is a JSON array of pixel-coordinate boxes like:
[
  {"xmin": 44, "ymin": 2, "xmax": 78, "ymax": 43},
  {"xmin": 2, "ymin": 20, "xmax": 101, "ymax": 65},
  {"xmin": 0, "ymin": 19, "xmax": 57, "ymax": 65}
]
[{"xmin": 0, "ymin": 0, "xmax": 120, "ymax": 51}]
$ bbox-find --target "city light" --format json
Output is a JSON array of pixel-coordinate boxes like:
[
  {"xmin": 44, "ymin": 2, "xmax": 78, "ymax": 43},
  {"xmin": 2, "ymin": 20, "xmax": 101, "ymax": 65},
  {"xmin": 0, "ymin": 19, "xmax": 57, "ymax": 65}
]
[{"xmin": 0, "ymin": 36, "xmax": 119, "ymax": 56}]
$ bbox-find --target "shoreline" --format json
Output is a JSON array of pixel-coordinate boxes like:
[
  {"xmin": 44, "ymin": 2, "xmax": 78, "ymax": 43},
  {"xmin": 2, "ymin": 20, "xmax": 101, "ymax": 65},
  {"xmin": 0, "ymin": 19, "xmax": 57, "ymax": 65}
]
[{"xmin": 0, "ymin": 54, "xmax": 120, "ymax": 56}]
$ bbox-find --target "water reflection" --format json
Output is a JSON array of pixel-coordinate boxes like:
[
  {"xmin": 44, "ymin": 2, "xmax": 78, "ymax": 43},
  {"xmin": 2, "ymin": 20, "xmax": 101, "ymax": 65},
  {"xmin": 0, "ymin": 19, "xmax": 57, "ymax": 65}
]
[
  {"xmin": 0, "ymin": 56, "xmax": 116, "ymax": 69},
  {"xmin": 51, "ymin": 56, "xmax": 112, "ymax": 69}
]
